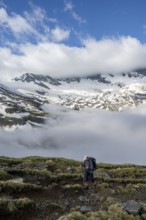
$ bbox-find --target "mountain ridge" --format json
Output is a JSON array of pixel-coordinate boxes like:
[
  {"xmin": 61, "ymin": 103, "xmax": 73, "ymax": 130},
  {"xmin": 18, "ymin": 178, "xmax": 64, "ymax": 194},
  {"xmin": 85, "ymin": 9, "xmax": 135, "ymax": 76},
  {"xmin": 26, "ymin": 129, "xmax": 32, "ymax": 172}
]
[{"xmin": 0, "ymin": 70, "xmax": 146, "ymax": 128}]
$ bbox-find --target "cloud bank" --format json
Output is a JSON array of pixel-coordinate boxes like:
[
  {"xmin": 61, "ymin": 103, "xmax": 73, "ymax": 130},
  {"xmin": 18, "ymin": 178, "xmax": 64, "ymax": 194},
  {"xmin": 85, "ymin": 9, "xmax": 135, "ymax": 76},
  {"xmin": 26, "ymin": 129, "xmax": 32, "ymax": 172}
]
[
  {"xmin": 1, "ymin": 105, "xmax": 146, "ymax": 164},
  {"xmin": 1, "ymin": 36, "xmax": 146, "ymax": 81}
]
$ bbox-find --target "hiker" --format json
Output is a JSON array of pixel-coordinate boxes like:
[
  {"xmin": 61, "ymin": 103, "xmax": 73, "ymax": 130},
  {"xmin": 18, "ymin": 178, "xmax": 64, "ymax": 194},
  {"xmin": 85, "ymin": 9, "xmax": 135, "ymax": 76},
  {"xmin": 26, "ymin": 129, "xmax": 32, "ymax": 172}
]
[{"xmin": 82, "ymin": 156, "xmax": 96, "ymax": 189}]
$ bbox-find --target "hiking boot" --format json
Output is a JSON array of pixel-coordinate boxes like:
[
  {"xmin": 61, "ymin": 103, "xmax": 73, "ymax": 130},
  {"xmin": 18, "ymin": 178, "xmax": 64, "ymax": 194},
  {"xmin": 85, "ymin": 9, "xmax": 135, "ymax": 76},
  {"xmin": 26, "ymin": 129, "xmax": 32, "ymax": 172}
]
[{"xmin": 83, "ymin": 183, "xmax": 89, "ymax": 190}]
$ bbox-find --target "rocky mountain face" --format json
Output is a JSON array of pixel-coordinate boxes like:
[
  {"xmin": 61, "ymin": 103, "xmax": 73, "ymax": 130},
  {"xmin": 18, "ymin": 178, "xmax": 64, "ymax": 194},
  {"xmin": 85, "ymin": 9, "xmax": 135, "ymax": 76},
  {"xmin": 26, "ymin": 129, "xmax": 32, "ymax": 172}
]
[
  {"xmin": 0, "ymin": 70, "xmax": 146, "ymax": 128},
  {"xmin": 1, "ymin": 156, "xmax": 146, "ymax": 220},
  {"xmin": 0, "ymin": 83, "xmax": 46, "ymax": 128},
  {"xmin": 14, "ymin": 73, "xmax": 61, "ymax": 87}
]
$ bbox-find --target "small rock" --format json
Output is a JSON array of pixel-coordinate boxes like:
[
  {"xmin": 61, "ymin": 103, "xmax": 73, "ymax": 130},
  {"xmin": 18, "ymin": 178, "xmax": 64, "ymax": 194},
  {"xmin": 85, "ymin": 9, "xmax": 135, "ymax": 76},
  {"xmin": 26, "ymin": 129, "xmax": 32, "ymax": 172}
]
[
  {"xmin": 80, "ymin": 205, "xmax": 92, "ymax": 213},
  {"xmin": 66, "ymin": 166, "xmax": 72, "ymax": 172},
  {"xmin": 94, "ymin": 193, "xmax": 100, "ymax": 201},
  {"xmin": 79, "ymin": 196, "xmax": 89, "ymax": 202},
  {"xmin": 63, "ymin": 184, "xmax": 71, "ymax": 189},
  {"xmin": 110, "ymin": 189, "xmax": 116, "ymax": 194},
  {"xmin": 124, "ymin": 200, "xmax": 142, "ymax": 215},
  {"xmin": 79, "ymin": 196, "xmax": 89, "ymax": 206},
  {"xmin": 64, "ymin": 200, "xmax": 70, "ymax": 207}
]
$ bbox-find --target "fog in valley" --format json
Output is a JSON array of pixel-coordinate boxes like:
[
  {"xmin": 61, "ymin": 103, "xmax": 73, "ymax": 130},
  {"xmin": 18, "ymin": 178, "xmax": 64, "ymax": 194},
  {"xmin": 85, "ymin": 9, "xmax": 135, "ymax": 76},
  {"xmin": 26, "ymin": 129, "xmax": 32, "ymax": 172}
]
[{"xmin": 1, "ymin": 104, "xmax": 146, "ymax": 165}]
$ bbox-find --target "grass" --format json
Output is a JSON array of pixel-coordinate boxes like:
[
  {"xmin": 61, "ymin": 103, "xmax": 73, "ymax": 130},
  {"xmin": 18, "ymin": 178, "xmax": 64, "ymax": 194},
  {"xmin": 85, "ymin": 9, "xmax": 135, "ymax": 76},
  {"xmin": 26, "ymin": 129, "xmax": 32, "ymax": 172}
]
[
  {"xmin": 45, "ymin": 158, "xmax": 81, "ymax": 173},
  {"xmin": 0, "ymin": 198, "xmax": 35, "ymax": 214},
  {"xmin": 62, "ymin": 183, "xmax": 82, "ymax": 190},
  {"xmin": 1, "ymin": 156, "xmax": 146, "ymax": 219},
  {"xmin": 58, "ymin": 211, "xmax": 87, "ymax": 220},
  {"xmin": 58, "ymin": 205, "xmax": 142, "ymax": 220},
  {"xmin": 0, "ymin": 169, "xmax": 12, "ymax": 180},
  {"xmin": 96, "ymin": 176, "xmax": 146, "ymax": 184},
  {"xmin": 0, "ymin": 181, "xmax": 43, "ymax": 193},
  {"xmin": 19, "ymin": 168, "xmax": 53, "ymax": 177},
  {"xmin": 107, "ymin": 167, "xmax": 146, "ymax": 178},
  {"xmin": 1, "ymin": 157, "xmax": 146, "ymax": 185},
  {"xmin": 98, "ymin": 163, "xmax": 146, "ymax": 170},
  {"xmin": 0, "ymin": 157, "xmax": 22, "ymax": 166}
]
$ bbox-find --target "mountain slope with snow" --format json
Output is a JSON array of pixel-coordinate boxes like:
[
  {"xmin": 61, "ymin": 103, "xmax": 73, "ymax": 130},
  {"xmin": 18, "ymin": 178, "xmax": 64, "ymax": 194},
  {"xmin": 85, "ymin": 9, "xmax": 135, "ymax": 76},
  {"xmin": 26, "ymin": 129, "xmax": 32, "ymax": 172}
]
[
  {"xmin": 13, "ymin": 71, "xmax": 146, "ymax": 111},
  {"xmin": 0, "ymin": 83, "xmax": 46, "ymax": 128},
  {"xmin": 0, "ymin": 70, "xmax": 146, "ymax": 128}
]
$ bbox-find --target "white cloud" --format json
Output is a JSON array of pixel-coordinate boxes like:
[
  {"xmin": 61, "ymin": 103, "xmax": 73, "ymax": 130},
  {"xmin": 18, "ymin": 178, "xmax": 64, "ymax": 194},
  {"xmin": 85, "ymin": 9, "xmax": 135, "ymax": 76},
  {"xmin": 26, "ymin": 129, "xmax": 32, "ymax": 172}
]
[
  {"xmin": 1, "ymin": 35, "xmax": 146, "ymax": 81},
  {"xmin": 64, "ymin": 0, "xmax": 86, "ymax": 24},
  {"xmin": 1, "ymin": 5, "xmax": 146, "ymax": 81},
  {"xmin": 72, "ymin": 11, "xmax": 86, "ymax": 24},
  {"xmin": 1, "ymin": 105, "xmax": 146, "ymax": 164},
  {"xmin": 0, "ymin": 5, "xmax": 70, "ymax": 44},
  {"xmin": 48, "ymin": 18, "xmax": 58, "ymax": 23},
  {"xmin": 0, "ymin": 7, "xmax": 34, "ymax": 34},
  {"xmin": 64, "ymin": 0, "xmax": 74, "ymax": 11},
  {"xmin": 24, "ymin": 2, "xmax": 46, "ymax": 25},
  {"xmin": 50, "ymin": 26, "xmax": 70, "ymax": 42}
]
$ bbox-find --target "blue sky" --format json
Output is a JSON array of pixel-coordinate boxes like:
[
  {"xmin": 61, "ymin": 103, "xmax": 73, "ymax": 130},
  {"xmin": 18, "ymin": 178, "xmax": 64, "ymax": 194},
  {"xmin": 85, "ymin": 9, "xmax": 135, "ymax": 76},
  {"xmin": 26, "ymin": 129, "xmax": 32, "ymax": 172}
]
[
  {"xmin": 1, "ymin": 0, "xmax": 146, "ymax": 80},
  {"xmin": 1, "ymin": 0, "xmax": 146, "ymax": 44}
]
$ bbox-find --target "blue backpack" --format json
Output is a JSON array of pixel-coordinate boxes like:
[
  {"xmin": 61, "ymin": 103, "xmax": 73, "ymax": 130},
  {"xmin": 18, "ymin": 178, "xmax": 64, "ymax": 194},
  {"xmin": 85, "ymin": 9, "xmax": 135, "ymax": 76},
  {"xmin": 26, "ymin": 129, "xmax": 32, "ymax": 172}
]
[{"xmin": 84, "ymin": 157, "xmax": 96, "ymax": 171}]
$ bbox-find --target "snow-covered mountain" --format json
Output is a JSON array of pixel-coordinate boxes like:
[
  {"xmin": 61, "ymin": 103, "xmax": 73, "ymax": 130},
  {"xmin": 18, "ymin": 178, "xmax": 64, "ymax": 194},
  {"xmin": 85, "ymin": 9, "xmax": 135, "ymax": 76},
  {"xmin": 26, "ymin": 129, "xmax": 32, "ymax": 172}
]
[
  {"xmin": 0, "ymin": 83, "xmax": 46, "ymax": 128},
  {"xmin": 13, "ymin": 70, "xmax": 146, "ymax": 112},
  {"xmin": 1, "ymin": 70, "xmax": 146, "ymax": 128}
]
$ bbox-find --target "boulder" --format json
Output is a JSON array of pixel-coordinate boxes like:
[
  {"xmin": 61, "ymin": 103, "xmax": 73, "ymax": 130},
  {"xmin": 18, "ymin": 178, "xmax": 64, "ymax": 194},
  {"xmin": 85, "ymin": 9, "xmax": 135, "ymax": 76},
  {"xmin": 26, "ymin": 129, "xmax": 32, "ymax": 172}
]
[
  {"xmin": 79, "ymin": 196, "xmax": 89, "ymax": 206},
  {"xmin": 123, "ymin": 200, "xmax": 142, "ymax": 215}
]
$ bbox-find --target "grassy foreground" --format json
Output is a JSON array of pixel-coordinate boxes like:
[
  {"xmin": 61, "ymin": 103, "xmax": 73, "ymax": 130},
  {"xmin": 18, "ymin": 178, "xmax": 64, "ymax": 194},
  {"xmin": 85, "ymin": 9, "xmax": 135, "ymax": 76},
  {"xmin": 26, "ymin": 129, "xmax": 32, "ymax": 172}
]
[{"xmin": 0, "ymin": 156, "xmax": 146, "ymax": 219}]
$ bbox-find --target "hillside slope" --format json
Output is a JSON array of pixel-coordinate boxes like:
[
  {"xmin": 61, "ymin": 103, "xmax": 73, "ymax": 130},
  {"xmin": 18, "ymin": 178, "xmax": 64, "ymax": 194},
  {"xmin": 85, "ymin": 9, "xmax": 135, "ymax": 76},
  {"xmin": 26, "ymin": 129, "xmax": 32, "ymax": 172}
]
[{"xmin": 0, "ymin": 157, "xmax": 146, "ymax": 219}]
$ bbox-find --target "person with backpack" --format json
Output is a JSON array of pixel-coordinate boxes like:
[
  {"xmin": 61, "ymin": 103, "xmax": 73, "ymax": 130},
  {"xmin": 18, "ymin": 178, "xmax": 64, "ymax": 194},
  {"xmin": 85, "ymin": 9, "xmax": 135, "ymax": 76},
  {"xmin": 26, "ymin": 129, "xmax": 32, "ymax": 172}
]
[{"xmin": 82, "ymin": 156, "xmax": 96, "ymax": 189}]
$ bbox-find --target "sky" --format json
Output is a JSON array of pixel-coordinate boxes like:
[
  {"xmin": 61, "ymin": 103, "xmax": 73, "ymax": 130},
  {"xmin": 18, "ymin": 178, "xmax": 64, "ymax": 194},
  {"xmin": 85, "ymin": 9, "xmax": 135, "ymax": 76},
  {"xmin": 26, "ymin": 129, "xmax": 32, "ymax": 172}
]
[
  {"xmin": 1, "ymin": 0, "xmax": 146, "ymax": 80},
  {"xmin": 1, "ymin": 0, "xmax": 146, "ymax": 163}
]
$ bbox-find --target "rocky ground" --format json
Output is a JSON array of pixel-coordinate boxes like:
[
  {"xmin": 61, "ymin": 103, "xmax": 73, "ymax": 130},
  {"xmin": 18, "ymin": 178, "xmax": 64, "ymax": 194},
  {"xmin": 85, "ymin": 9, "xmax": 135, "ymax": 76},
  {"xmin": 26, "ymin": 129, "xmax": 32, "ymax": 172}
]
[{"xmin": 0, "ymin": 157, "xmax": 146, "ymax": 219}]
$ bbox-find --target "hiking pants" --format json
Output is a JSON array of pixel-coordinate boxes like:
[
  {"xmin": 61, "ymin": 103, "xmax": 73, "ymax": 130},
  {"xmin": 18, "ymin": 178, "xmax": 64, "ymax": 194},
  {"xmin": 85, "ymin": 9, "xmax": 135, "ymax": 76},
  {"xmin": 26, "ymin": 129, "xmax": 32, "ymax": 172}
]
[{"xmin": 83, "ymin": 171, "xmax": 94, "ymax": 183}]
